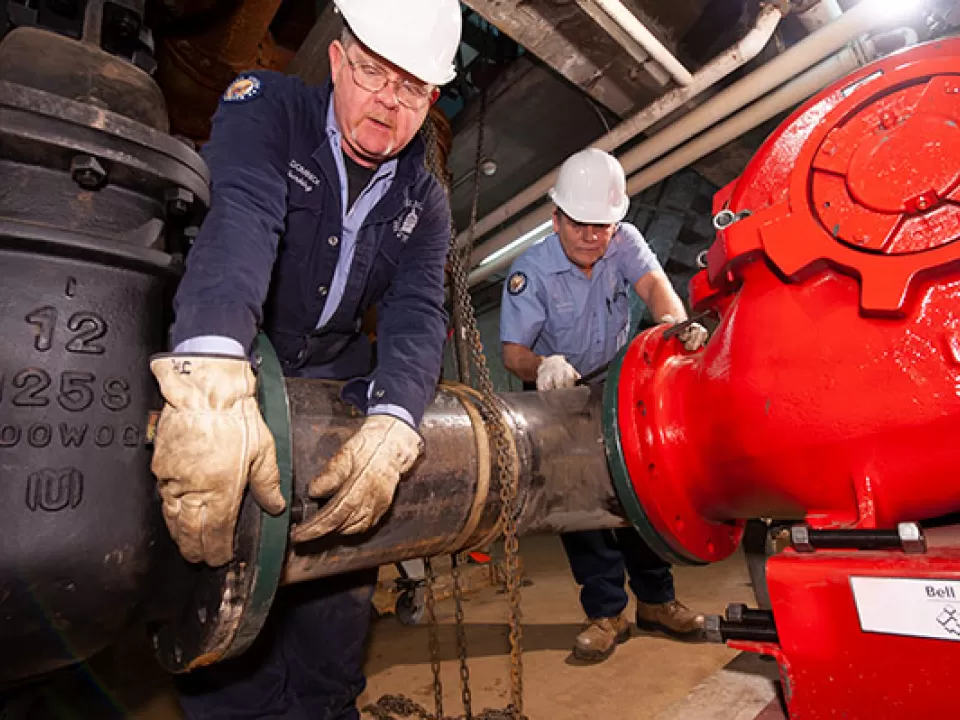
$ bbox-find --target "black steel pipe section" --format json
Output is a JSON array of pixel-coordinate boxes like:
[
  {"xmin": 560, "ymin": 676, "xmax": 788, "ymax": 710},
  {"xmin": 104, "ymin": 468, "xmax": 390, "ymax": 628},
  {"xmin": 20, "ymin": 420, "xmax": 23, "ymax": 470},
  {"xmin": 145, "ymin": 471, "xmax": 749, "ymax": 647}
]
[{"xmin": 281, "ymin": 381, "xmax": 628, "ymax": 584}]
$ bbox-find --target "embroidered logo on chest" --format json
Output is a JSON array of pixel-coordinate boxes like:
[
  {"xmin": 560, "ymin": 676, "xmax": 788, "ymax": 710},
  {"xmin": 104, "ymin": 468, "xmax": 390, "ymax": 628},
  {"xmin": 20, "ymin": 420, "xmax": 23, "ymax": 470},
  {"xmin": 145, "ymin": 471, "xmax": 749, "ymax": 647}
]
[
  {"xmin": 288, "ymin": 159, "xmax": 320, "ymax": 193},
  {"xmin": 394, "ymin": 194, "xmax": 424, "ymax": 243}
]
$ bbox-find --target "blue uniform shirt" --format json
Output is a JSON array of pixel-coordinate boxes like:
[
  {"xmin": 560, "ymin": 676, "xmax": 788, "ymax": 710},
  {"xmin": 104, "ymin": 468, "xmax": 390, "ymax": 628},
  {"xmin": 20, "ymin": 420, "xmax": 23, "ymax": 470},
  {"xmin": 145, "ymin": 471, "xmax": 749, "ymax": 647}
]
[
  {"xmin": 500, "ymin": 223, "xmax": 661, "ymax": 377},
  {"xmin": 170, "ymin": 72, "xmax": 450, "ymax": 427}
]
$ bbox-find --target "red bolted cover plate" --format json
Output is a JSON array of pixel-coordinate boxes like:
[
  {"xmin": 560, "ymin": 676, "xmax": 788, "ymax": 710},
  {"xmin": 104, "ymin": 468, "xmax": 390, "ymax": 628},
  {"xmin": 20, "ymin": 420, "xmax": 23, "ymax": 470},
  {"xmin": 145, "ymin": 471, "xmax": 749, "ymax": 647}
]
[{"xmin": 710, "ymin": 39, "xmax": 960, "ymax": 315}]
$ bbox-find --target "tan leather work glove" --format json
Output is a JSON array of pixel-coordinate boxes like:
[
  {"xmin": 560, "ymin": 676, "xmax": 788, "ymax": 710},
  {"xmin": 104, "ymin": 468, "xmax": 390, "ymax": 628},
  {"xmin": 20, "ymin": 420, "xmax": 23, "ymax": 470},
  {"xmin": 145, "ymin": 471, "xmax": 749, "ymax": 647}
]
[
  {"xmin": 659, "ymin": 314, "xmax": 709, "ymax": 352},
  {"xmin": 291, "ymin": 415, "xmax": 424, "ymax": 542},
  {"xmin": 537, "ymin": 354, "xmax": 581, "ymax": 391},
  {"xmin": 150, "ymin": 355, "xmax": 286, "ymax": 566}
]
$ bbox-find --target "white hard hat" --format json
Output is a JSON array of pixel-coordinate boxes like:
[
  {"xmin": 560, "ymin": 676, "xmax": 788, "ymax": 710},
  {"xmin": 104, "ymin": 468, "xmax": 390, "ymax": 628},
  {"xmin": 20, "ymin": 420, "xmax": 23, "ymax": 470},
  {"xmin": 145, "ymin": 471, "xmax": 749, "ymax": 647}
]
[
  {"xmin": 548, "ymin": 148, "xmax": 630, "ymax": 224},
  {"xmin": 334, "ymin": 0, "xmax": 462, "ymax": 86}
]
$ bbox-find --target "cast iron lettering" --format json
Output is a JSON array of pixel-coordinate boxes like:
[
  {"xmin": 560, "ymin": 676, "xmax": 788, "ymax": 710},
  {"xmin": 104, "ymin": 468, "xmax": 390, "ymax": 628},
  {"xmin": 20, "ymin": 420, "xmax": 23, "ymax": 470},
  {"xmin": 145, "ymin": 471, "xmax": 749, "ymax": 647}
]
[
  {"xmin": 12, "ymin": 369, "xmax": 51, "ymax": 407},
  {"xmin": 58, "ymin": 371, "xmax": 96, "ymax": 412},
  {"xmin": 0, "ymin": 425, "xmax": 21, "ymax": 447},
  {"xmin": 102, "ymin": 377, "xmax": 131, "ymax": 411},
  {"xmin": 25, "ymin": 468, "xmax": 84, "ymax": 512},
  {"xmin": 122, "ymin": 425, "xmax": 140, "ymax": 447},
  {"xmin": 0, "ymin": 422, "xmax": 142, "ymax": 449},
  {"xmin": 28, "ymin": 423, "xmax": 52, "ymax": 448},
  {"xmin": 22, "ymin": 308, "xmax": 109, "ymax": 354},
  {"xmin": 66, "ymin": 312, "xmax": 107, "ymax": 355},
  {"xmin": 95, "ymin": 426, "xmax": 114, "ymax": 447},
  {"xmin": 25, "ymin": 307, "xmax": 57, "ymax": 352},
  {"xmin": 2, "ymin": 372, "xmax": 131, "ymax": 411},
  {"xmin": 59, "ymin": 423, "xmax": 87, "ymax": 447}
]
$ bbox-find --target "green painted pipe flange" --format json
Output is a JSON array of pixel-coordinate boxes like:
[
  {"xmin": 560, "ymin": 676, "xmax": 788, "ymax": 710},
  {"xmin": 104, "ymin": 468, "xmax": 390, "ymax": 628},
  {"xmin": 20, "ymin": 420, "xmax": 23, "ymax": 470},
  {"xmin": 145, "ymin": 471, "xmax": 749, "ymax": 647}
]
[
  {"xmin": 225, "ymin": 332, "xmax": 295, "ymax": 657},
  {"xmin": 152, "ymin": 333, "xmax": 293, "ymax": 671}
]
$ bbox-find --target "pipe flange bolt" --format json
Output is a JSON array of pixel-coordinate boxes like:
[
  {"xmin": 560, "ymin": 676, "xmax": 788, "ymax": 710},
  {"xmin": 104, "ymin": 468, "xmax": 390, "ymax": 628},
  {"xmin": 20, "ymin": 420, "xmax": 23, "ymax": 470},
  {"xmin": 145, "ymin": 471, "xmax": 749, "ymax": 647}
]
[{"xmin": 71, "ymin": 155, "xmax": 107, "ymax": 190}]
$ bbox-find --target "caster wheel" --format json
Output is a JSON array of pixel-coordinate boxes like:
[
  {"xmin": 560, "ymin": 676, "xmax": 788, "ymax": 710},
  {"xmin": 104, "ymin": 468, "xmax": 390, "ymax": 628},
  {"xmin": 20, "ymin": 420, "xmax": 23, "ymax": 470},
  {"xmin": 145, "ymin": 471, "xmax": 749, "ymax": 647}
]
[{"xmin": 396, "ymin": 587, "xmax": 426, "ymax": 626}]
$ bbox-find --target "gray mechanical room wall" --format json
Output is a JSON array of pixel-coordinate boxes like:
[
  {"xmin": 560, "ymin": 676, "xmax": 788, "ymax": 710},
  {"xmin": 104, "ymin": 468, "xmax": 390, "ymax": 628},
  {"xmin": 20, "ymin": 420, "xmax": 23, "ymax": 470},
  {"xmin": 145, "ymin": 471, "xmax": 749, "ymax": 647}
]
[{"xmin": 442, "ymin": 167, "xmax": 720, "ymax": 392}]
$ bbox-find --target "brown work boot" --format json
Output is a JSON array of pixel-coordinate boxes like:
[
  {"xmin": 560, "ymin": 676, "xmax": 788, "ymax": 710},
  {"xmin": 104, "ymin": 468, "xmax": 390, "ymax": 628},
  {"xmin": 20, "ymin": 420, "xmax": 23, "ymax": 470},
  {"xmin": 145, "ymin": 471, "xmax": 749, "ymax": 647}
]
[
  {"xmin": 572, "ymin": 614, "xmax": 631, "ymax": 662},
  {"xmin": 636, "ymin": 600, "xmax": 705, "ymax": 639}
]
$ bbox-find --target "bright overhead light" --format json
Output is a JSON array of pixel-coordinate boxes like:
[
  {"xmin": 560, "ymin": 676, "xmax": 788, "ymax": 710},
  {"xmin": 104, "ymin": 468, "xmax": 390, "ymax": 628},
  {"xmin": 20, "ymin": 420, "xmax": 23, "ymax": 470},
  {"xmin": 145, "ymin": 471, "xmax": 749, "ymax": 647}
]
[
  {"xmin": 862, "ymin": 0, "xmax": 924, "ymax": 19},
  {"xmin": 478, "ymin": 220, "xmax": 553, "ymax": 267}
]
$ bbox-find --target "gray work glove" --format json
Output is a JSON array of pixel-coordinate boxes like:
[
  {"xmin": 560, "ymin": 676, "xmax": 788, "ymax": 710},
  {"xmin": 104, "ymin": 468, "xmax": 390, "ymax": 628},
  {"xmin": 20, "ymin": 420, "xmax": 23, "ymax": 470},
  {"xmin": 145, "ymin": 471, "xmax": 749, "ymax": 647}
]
[
  {"xmin": 659, "ymin": 314, "xmax": 709, "ymax": 352},
  {"xmin": 150, "ymin": 355, "xmax": 286, "ymax": 566},
  {"xmin": 292, "ymin": 415, "xmax": 424, "ymax": 541}
]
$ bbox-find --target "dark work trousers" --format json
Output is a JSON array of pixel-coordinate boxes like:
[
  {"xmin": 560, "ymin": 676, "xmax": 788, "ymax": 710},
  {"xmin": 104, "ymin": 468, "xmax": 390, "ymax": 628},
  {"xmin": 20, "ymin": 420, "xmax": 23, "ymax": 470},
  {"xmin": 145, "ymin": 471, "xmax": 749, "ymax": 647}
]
[
  {"xmin": 175, "ymin": 568, "xmax": 377, "ymax": 720},
  {"xmin": 518, "ymin": 381, "xmax": 675, "ymax": 619},
  {"xmin": 561, "ymin": 528, "xmax": 675, "ymax": 619}
]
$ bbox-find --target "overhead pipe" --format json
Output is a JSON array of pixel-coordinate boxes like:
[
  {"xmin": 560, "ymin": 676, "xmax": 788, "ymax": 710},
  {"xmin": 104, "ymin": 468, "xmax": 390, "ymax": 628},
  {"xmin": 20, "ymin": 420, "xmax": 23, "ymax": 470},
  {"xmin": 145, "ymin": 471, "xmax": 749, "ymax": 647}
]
[
  {"xmin": 797, "ymin": 0, "xmax": 843, "ymax": 32},
  {"xmin": 576, "ymin": 0, "xmax": 691, "ymax": 86},
  {"xmin": 455, "ymin": 3, "xmax": 784, "ymax": 255},
  {"xmin": 588, "ymin": 0, "xmax": 693, "ymax": 84},
  {"xmin": 466, "ymin": 0, "xmax": 910, "ymax": 284},
  {"xmin": 624, "ymin": 40, "xmax": 879, "ymax": 198}
]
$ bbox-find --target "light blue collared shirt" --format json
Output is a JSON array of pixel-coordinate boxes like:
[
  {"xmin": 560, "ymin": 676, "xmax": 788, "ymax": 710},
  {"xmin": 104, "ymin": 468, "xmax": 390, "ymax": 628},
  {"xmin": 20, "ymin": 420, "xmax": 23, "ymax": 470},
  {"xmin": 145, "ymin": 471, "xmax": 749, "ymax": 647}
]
[
  {"xmin": 176, "ymin": 96, "xmax": 413, "ymax": 427},
  {"xmin": 499, "ymin": 223, "xmax": 661, "ymax": 377}
]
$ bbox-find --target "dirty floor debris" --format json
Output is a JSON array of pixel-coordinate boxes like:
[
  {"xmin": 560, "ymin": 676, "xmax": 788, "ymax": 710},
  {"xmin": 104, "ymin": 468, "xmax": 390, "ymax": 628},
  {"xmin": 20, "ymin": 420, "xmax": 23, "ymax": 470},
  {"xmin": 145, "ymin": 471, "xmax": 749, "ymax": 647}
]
[{"xmin": 1, "ymin": 536, "xmax": 778, "ymax": 719}]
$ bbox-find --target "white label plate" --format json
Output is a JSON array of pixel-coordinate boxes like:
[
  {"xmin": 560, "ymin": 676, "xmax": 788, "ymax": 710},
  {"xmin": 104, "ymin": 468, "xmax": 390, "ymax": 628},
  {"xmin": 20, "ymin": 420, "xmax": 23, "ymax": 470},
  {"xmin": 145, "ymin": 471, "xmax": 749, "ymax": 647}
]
[{"xmin": 851, "ymin": 576, "xmax": 960, "ymax": 642}]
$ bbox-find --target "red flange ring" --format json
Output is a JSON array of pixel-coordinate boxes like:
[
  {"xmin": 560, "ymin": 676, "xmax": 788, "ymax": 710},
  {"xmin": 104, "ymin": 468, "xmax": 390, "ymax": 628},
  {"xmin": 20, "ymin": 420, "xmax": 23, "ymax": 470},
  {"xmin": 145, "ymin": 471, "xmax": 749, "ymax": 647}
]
[{"xmin": 603, "ymin": 327, "xmax": 742, "ymax": 565}]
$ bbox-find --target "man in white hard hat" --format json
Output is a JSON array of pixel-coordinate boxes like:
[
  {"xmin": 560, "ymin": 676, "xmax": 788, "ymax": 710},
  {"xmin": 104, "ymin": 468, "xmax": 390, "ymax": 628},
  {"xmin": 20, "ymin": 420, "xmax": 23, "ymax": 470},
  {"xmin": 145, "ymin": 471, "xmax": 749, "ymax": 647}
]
[
  {"xmin": 500, "ymin": 148, "xmax": 708, "ymax": 662},
  {"xmin": 151, "ymin": 1, "xmax": 462, "ymax": 716}
]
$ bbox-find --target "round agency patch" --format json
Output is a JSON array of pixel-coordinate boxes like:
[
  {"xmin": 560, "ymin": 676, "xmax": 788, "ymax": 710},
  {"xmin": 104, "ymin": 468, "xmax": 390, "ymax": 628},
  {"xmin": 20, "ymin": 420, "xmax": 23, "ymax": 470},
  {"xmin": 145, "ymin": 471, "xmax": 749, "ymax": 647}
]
[
  {"xmin": 223, "ymin": 75, "xmax": 262, "ymax": 103},
  {"xmin": 507, "ymin": 271, "xmax": 528, "ymax": 296}
]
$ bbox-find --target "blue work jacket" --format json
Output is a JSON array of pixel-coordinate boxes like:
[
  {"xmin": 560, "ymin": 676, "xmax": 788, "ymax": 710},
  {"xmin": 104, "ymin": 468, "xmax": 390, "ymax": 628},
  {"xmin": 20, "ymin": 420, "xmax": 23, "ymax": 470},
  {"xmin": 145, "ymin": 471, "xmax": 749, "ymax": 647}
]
[{"xmin": 169, "ymin": 73, "xmax": 450, "ymax": 427}]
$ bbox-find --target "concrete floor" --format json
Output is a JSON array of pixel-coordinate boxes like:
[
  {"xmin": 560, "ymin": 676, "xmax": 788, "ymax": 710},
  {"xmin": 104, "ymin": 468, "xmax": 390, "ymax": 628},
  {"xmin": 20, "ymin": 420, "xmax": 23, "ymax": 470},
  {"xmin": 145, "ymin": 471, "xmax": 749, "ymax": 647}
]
[
  {"xmin": 2, "ymin": 535, "xmax": 779, "ymax": 719},
  {"xmin": 361, "ymin": 535, "xmax": 765, "ymax": 720}
]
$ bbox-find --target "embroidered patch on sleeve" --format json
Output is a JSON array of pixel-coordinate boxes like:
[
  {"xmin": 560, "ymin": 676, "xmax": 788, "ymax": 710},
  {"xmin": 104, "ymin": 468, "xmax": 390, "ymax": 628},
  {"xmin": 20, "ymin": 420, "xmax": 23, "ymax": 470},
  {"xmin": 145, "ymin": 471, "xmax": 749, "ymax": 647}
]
[
  {"xmin": 507, "ymin": 271, "xmax": 528, "ymax": 296},
  {"xmin": 223, "ymin": 75, "xmax": 262, "ymax": 103}
]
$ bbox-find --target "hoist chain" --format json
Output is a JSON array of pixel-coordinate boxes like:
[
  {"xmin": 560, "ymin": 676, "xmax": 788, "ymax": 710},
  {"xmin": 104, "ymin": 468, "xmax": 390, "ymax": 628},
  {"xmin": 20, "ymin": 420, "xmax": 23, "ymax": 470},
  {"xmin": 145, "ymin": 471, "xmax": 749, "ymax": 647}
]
[
  {"xmin": 363, "ymin": 93, "xmax": 525, "ymax": 720},
  {"xmin": 423, "ymin": 556, "xmax": 445, "ymax": 719}
]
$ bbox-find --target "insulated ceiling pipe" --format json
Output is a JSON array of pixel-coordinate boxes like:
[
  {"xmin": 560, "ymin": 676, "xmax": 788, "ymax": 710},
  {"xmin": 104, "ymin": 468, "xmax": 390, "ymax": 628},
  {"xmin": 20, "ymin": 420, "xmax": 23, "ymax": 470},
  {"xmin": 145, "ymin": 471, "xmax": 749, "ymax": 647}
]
[
  {"xmin": 797, "ymin": 0, "xmax": 843, "ymax": 32},
  {"xmin": 624, "ymin": 39, "xmax": 881, "ymax": 198},
  {"xmin": 454, "ymin": 4, "xmax": 784, "ymax": 254},
  {"xmin": 577, "ymin": 0, "xmax": 693, "ymax": 86},
  {"xmin": 467, "ymin": 0, "xmax": 914, "ymax": 283}
]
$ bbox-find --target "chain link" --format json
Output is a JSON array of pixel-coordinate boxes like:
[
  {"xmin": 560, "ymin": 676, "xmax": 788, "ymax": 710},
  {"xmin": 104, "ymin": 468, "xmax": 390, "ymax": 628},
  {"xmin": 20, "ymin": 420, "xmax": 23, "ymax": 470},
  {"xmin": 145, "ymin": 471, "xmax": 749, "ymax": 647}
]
[
  {"xmin": 364, "ymin": 98, "xmax": 525, "ymax": 720},
  {"xmin": 450, "ymin": 554, "xmax": 473, "ymax": 718},
  {"xmin": 423, "ymin": 557, "xmax": 444, "ymax": 720},
  {"xmin": 447, "ymin": 87, "xmax": 525, "ymax": 717}
]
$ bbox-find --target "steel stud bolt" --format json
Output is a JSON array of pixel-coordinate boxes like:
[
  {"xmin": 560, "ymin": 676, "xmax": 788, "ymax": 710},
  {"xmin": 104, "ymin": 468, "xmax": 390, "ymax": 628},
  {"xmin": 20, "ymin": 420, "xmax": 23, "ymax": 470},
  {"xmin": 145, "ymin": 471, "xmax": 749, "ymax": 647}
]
[{"xmin": 71, "ymin": 155, "xmax": 107, "ymax": 190}]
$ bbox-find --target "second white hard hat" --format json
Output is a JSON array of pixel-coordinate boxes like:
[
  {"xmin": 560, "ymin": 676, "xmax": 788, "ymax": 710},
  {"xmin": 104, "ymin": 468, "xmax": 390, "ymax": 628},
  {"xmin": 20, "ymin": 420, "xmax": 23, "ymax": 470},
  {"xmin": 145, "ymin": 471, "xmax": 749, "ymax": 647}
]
[
  {"xmin": 334, "ymin": 0, "xmax": 462, "ymax": 86},
  {"xmin": 548, "ymin": 148, "xmax": 630, "ymax": 224}
]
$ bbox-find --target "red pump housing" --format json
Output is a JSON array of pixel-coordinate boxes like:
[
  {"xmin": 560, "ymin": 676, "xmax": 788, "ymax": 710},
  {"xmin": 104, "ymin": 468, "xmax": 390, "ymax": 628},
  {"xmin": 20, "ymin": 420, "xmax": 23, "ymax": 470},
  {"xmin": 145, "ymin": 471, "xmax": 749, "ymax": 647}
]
[{"xmin": 603, "ymin": 37, "xmax": 960, "ymax": 718}]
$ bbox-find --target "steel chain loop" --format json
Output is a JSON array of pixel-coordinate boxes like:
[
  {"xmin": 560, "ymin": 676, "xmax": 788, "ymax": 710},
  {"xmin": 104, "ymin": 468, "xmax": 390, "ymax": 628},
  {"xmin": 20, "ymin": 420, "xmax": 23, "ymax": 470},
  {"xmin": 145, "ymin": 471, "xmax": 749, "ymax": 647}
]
[{"xmin": 364, "ymin": 98, "xmax": 525, "ymax": 720}]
